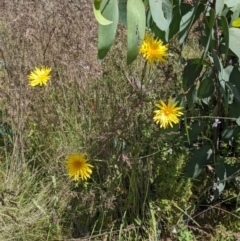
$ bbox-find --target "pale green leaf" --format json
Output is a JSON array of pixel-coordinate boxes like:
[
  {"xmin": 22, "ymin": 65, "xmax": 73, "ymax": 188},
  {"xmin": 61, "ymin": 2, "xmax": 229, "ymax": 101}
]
[
  {"xmin": 97, "ymin": 0, "xmax": 119, "ymax": 61},
  {"xmin": 236, "ymin": 116, "xmax": 240, "ymax": 126},
  {"xmin": 229, "ymin": 28, "xmax": 240, "ymax": 59},
  {"xmin": 93, "ymin": 0, "xmax": 113, "ymax": 25},
  {"xmin": 127, "ymin": 0, "xmax": 146, "ymax": 64},
  {"xmin": 224, "ymin": 0, "xmax": 240, "ymax": 8},
  {"xmin": 149, "ymin": 0, "xmax": 172, "ymax": 31},
  {"xmin": 216, "ymin": 0, "xmax": 224, "ymax": 15}
]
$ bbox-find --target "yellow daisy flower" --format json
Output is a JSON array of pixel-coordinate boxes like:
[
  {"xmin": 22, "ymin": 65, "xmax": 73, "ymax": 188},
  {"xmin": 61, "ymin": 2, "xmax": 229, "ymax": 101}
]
[
  {"xmin": 66, "ymin": 153, "xmax": 93, "ymax": 181},
  {"xmin": 139, "ymin": 33, "xmax": 168, "ymax": 65},
  {"xmin": 153, "ymin": 98, "xmax": 184, "ymax": 129},
  {"xmin": 28, "ymin": 66, "xmax": 51, "ymax": 86},
  {"xmin": 232, "ymin": 17, "xmax": 240, "ymax": 27}
]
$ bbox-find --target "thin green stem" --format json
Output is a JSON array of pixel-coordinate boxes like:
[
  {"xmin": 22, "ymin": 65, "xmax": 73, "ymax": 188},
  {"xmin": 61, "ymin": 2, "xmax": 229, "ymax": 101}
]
[{"xmin": 183, "ymin": 116, "xmax": 237, "ymax": 121}]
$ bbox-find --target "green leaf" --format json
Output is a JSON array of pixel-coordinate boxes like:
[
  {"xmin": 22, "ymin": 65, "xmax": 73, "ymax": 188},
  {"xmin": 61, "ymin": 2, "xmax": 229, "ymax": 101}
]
[
  {"xmin": 119, "ymin": 0, "xmax": 127, "ymax": 26},
  {"xmin": 228, "ymin": 67, "xmax": 240, "ymax": 102},
  {"xmin": 93, "ymin": 0, "xmax": 113, "ymax": 25},
  {"xmin": 179, "ymin": 1, "xmax": 204, "ymax": 46},
  {"xmin": 229, "ymin": 101, "xmax": 240, "ymax": 118},
  {"xmin": 222, "ymin": 126, "xmax": 240, "ymax": 140},
  {"xmin": 151, "ymin": 21, "xmax": 166, "ymax": 43},
  {"xmin": 97, "ymin": 0, "xmax": 119, "ymax": 61},
  {"xmin": 197, "ymin": 77, "xmax": 215, "ymax": 99},
  {"xmin": 221, "ymin": 66, "xmax": 233, "ymax": 104},
  {"xmin": 223, "ymin": 65, "xmax": 233, "ymax": 82},
  {"xmin": 182, "ymin": 121, "xmax": 207, "ymax": 146},
  {"xmin": 214, "ymin": 158, "xmax": 226, "ymax": 200},
  {"xmin": 149, "ymin": 0, "xmax": 172, "ymax": 31},
  {"xmin": 212, "ymin": 50, "xmax": 223, "ymax": 75},
  {"xmin": 186, "ymin": 85, "xmax": 196, "ymax": 114},
  {"xmin": 168, "ymin": 3, "xmax": 181, "ymax": 40},
  {"xmin": 127, "ymin": 0, "xmax": 146, "ymax": 64},
  {"xmin": 225, "ymin": 163, "xmax": 240, "ymax": 183},
  {"xmin": 229, "ymin": 27, "xmax": 240, "ymax": 59},
  {"xmin": 221, "ymin": 16, "xmax": 229, "ymax": 60},
  {"xmin": 236, "ymin": 116, "xmax": 240, "ymax": 126},
  {"xmin": 229, "ymin": 67, "xmax": 240, "ymax": 86},
  {"xmin": 157, "ymin": 124, "xmax": 180, "ymax": 141},
  {"xmin": 186, "ymin": 145, "xmax": 213, "ymax": 178},
  {"xmin": 216, "ymin": 0, "xmax": 224, "ymax": 15},
  {"xmin": 224, "ymin": 0, "xmax": 240, "ymax": 8},
  {"xmin": 200, "ymin": 8, "xmax": 215, "ymax": 64},
  {"xmin": 226, "ymin": 82, "xmax": 240, "ymax": 103},
  {"xmin": 182, "ymin": 59, "xmax": 203, "ymax": 91}
]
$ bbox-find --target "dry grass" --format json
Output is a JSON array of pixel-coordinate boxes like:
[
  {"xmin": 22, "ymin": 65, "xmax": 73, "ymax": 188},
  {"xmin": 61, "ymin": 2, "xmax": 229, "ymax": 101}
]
[{"xmin": 0, "ymin": 1, "xmax": 103, "ymax": 240}]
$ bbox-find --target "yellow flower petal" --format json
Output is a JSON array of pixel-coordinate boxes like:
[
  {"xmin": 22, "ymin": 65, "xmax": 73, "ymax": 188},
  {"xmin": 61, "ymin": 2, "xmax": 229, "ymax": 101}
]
[
  {"xmin": 28, "ymin": 66, "xmax": 51, "ymax": 87},
  {"xmin": 66, "ymin": 153, "xmax": 93, "ymax": 181},
  {"xmin": 232, "ymin": 17, "xmax": 240, "ymax": 28},
  {"xmin": 153, "ymin": 98, "xmax": 184, "ymax": 129},
  {"xmin": 139, "ymin": 33, "xmax": 168, "ymax": 65}
]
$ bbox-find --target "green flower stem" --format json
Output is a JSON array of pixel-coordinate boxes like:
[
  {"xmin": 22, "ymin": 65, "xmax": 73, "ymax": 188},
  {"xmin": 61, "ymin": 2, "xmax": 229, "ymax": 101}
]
[{"xmin": 183, "ymin": 116, "xmax": 237, "ymax": 121}]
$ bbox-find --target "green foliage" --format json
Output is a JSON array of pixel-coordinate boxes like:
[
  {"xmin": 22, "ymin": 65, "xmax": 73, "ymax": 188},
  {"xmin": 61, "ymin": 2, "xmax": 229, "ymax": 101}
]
[
  {"xmin": 126, "ymin": 0, "xmax": 145, "ymax": 64},
  {"xmin": 97, "ymin": 0, "xmax": 118, "ymax": 61},
  {"xmin": 229, "ymin": 28, "xmax": 240, "ymax": 59},
  {"xmin": 177, "ymin": 225, "xmax": 195, "ymax": 241},
  {"xmin": 186, "ymin": 145, "xmax": 213, "ymax": 178},
  {"xmin": 149, "ymin": 0, "xmax": 172, "ymax": 31},
  {"xmin": 95, "ymin": 0, "xmax": 240, "ymax": 238}
]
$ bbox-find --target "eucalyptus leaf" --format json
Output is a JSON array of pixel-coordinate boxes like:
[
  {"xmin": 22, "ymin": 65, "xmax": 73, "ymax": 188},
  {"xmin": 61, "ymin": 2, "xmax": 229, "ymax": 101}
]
[
  {"xmin": 182, "ymin": 59, "xmax": 203, "ymax": 91},
  {"xmin": 97, "ymin": 0, "xmax": 118, "ymax": 61},
  {"xmin": 228, "ymin": 100, "xmax": 240, "ymax": 118},
  {"xmin": 186, "ymin": 85, "xmax": 196, "ymax": 114},
  {"xmin": 228, "ymin": 68, "xmax": 240, "ymax": 102},
  {"xmin": 186, "ymin": 145, "xmax": 213, "ymax": 178},
  {"xmin": 119, "ymin": 0, "xmax": 127, "ymax": 26},
  {"xmin": 200, "ymin": 9, "xmax": 215, "ymax": 64},
  {"xmin": 226, "ymin": 82, "xmax": 240, "ymax": 103},
  {"xmin": 222, "ymin": 65, "xmax": 233, "ymax": 82},
  {"xmin": 149, "ymin": 0, "xmax": 172, "ymax": 31},
  {"xmin": 214, "ymin": 158, "xmax": 226, "ymax": 200},
  {"xmin": 93, "ymin": 0, "xmax": 113, "ymax": 26},
  {"xmin": 221, "ymin": 16, "xmax": 229, "ymax": 60},
  {"xmin": 212, "ymin": 50, "xmax": 223, "ymax": 80},
  {"xmin": 127, "ymin": 0, "xmax": 146, "ymax": 64},
  {"xmin": 216, "ymin": 0, "xmax": 224, "ymax": 15},
  {"xmin": 168, "ymin": 3, "xmax": 181, "ymax": 40},
  {"xmin": 197, "ymin": 77, "xmax": 215, "ymax": 99},
  {"xmin": 179, "ymin": 1, "xmax": 204, "ymax": 46},
  {"xmin": 224, "ymin": 0, "xmax": 240, "ymax": 8},
  {"xmin": 222, "ymin": 126, "xmax": 240, "ymax": 140},
  {"xmin": 229, "ymin": 28, "xmax": 240, "ymax": 59},
  {"xmin": 157, "ymin": 124, "xmax": 180, "ymax": 141},
  {"xmin": 236, "ymin": 117, "xmax": 240, "ymax": 126},
  {"xmin": 182, "ymin": 121, "xmax": 207, "ymax": 146},
  {"xmin": 151, "ymin": 21, "xmax": 166, "ymax": 43}
]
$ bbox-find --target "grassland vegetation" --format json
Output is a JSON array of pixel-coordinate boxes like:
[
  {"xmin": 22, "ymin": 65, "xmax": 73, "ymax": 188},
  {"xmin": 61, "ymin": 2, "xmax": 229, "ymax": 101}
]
[{"xmin": 0, "ymin": 1, "xmax": 239, "ymax": 240}]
